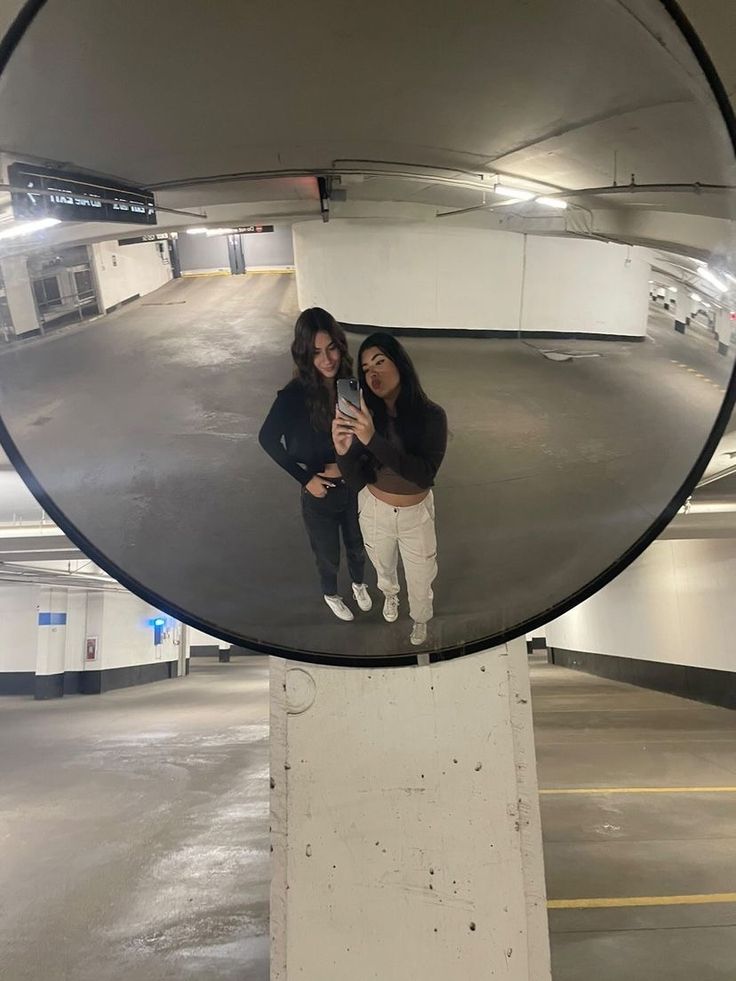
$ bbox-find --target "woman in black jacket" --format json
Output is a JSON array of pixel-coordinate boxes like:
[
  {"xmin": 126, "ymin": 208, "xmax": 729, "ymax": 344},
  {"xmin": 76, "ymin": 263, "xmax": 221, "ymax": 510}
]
[
  {"xmin": 332, "ymin": 332, "xmax": 446, "ymax": 646},
  {"xmin": 259, "ymin": 307, "xmax": 372, "ymax": 621}
]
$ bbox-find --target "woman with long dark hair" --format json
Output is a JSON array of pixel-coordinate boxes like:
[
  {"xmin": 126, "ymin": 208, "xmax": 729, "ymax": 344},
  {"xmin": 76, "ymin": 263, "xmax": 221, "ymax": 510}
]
[
  {"xmin": 259, "ymin": 307, "xmax": 372, "ymax": 621},
  {"xmin": 332, "ymin": 332, "xmax": 447, "ymax": 646}
]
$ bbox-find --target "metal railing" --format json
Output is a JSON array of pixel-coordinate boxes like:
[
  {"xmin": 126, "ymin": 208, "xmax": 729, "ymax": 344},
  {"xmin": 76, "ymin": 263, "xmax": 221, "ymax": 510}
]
[{"xmin": 36, "ymin": 287, "xmax": 98, "ymax": 328}]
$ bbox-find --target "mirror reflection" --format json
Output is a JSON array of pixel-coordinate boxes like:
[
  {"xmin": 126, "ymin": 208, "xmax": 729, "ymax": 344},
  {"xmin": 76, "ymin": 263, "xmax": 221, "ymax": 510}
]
[{"xmin": 0, "ymin": 0, "xmax": 733, "ymax": 660}]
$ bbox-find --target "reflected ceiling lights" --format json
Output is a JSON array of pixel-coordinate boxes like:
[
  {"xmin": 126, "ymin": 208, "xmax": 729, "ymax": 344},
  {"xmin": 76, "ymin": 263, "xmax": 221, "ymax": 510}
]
[
  {"xmin": 536, "ymin": 196, "xmax": 568, "ymax": 209},
  {"xmin": 701, "ymin": 266, "xmax": 728, "ymax": 292},
  {"xmin": 493, "ymin": 183, "xmax": 535, "ymax": 201},
  {"xmin": 0, "ymin": 218, "xmax": 61, "ymax": 240}
]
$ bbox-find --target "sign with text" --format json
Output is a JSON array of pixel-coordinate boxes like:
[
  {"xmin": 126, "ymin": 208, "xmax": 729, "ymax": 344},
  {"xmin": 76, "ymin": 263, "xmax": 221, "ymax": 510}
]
[
  {"xmin": 235, "ymin": 225, "xmax": 274, "ymax": 234},
  {"xmin": 118, "ymin": 232, "xmax": 175, "ymax": 245},
  {"xmin": 9, "ymin": 163, "xmax": 156, "ymax": 225}
]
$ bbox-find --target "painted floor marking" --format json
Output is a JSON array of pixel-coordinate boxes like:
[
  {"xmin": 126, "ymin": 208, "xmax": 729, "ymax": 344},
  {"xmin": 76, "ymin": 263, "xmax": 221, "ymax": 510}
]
[
  {"xmin": 548, "ymin": 893, "xmax": 736, "ymax": 909},
  {"xmin": 540, "ymin": 786, "xmax": 736, "ymax": 795}
]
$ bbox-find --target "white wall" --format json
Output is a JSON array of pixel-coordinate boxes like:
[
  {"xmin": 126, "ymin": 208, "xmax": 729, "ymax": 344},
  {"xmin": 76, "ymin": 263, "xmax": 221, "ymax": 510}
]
[
  {"xmin": 521, "ymin": 237, "xmax": 650, "ymax": 338},
  {"xmin": 188, "ymin": 626, "xmax": 229, "ymax": 650},
  {"xmin": 90, "ymin": 240, "xmax": 172, "ymax": 311},
  {"xmin": 0, "ymin": 582, "xmax": 40, "ymax": 671},
  {"xmin": 0, "ymin": 254, "xmax": 39, "ymax": 335},
  {"xmin": 293, "ymin": 221, "xmax": 650, "ymax": 337},
  {"xmin": 0, "ymin": 580, "xmax": 178, "ymax": 679},
  {"xmin": 64, "ymin": 590, "xmax": 90, "ymax": 672},
  {"xmin": 98, "ymin": 592, "xmax": 177, "ymax": 669},
  {"xmin": 295, "ymin": 221, "xmax": 524, "ymax": 331},
  {"xmin": 546, "ymin": 538, "xmax": 736, "ymax": 672}
]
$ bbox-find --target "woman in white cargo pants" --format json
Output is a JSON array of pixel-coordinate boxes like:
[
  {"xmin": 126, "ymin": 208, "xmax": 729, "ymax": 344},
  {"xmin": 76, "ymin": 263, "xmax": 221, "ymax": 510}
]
[
  {"xmin": 333, "ymin": 332, "xmax": 447, "ymax": 647},
  {"xmin": 356, "ymin": 486, "xmax": 437, "ymax": 626}
]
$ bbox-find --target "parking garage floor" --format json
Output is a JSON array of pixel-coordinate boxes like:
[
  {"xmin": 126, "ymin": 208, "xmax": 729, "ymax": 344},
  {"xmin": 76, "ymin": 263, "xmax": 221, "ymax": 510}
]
[
  {"xmin": 3, "ymin": 657, "xmax": 736, "ymax": 979},
  {"xmin": 0, "ymin": 275, "xmax": 732, "ymax": 659}
]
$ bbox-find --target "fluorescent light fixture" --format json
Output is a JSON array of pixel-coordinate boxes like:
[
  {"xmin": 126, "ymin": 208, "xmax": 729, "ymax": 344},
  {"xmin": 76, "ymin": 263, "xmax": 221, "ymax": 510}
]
[
  {"xmin": 667, "ymin": 287, "xmax": 677, "ymax": 292},
  {"xmin": 693, "ymin": 259, "xmax": 707, "ymax": 268},
  {"xmin": 493, "ymin": 183, "xmax": 535, "ymax": 201},
  {"xmin": 536, "ymin": 196, "xmax": 568, "ymax": 209},
  {"xmin": 690, "ymin": 292, "xmax": 701, "ymax": 302},
  {"xmin": 205, "ymin": 227, "xmax": 236, "ymax": 236},
  {"xmin": 725, "ymin": 272, "xmax": 736, "ymax": 286},
  {"xmin": 0, "ymin": 217, "xmax": 61, "ymax": 241},
  {"xmin": 186, "ymin": 227, "xmax": 209, "ymax": 235},
  {"xmin": 704, "ymin": 302, "xmax": 711, "ymax": 308},
  {"xmin": 700, "ymin": 266, "xmax": 728, "ymax": 292}
]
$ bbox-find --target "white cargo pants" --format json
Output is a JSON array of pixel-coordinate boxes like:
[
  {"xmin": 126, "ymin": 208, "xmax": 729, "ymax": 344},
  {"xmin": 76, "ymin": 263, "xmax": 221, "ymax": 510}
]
[{"xmin": 358, "ymin": 487, "xmax": 438, "ymax": 624}]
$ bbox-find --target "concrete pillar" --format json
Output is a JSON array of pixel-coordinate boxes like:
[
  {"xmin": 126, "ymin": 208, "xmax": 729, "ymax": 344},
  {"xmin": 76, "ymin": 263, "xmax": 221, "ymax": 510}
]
[
  {"xmin": 34, "ymin": 587, "xmax": 68, "ymax": 699},
  {"xmin": 270, "ymin": 637, "xmax": 551, "ymax": 980},
  {"xmin": 714, "ymin": 308, "xmax": 732, "ymax": 355},
  {"xmin": 0, "ymin": 254, "xmax": 39, "ymax": 336}
]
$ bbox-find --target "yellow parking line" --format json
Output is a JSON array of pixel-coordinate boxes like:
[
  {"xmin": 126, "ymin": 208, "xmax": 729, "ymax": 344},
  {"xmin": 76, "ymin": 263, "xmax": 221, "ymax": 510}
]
[
  {"xmin": 540, "ymin": 786, "xmax": 736, "ymax": 795},
  {"xmin": 549, "ymin": 894, "xmax": 736, "ymax": 909}
]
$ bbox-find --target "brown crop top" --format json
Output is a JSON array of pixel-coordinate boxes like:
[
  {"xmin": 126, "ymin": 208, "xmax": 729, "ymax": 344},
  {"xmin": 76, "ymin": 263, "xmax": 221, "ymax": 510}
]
[{"xmin": 338, "ymin": 402, "xmax": 447, "ymax": 494}]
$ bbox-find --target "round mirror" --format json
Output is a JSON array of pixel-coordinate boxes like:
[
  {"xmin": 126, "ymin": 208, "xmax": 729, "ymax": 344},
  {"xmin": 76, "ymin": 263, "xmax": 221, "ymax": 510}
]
[{"xmin": 0, "ymin": 0, "xmax": 733, "ymax": 663}]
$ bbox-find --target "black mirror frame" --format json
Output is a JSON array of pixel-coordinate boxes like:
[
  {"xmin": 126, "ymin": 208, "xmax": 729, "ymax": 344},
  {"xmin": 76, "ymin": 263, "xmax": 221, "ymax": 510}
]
[{"xmin": 0, "ymin": 0, "xmax": 734, "ymax": 667}]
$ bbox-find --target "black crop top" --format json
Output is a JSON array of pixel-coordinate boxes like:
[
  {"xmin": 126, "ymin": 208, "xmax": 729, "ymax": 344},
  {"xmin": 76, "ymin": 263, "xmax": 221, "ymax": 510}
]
[
  {"xmin": 338, "ymin": 402, "xmax": 447, "ymax": 492},
  {"xmin": 258, "ymin": 378, "xmax": 336, "ymax": 486}
]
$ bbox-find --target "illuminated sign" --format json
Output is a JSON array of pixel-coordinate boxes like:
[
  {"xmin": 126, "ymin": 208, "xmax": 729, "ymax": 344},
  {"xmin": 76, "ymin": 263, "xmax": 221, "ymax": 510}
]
[{"xmin": 9, "ymin": 162, "xmax": 157, "ymax": 225}]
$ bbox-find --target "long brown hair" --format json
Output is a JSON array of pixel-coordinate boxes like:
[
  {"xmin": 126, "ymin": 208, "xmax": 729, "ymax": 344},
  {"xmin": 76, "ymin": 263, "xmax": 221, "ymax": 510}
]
[{"xmin": 291, "ymin": 307, "xmax": 354, "ymax": 431}]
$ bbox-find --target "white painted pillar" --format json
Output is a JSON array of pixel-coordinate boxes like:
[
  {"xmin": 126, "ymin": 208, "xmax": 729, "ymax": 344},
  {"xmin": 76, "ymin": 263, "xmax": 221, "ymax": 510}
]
[
  {"xmin": 270, "ymin": 638, "xmax": 551, "ymax": 980},
  {"xmin": 35, "ymin": 586, "xmax": 68, "ymax": 698},
  {"xmin": 0, "ymin": 254, "xmax": 39, "ymax": 336}
]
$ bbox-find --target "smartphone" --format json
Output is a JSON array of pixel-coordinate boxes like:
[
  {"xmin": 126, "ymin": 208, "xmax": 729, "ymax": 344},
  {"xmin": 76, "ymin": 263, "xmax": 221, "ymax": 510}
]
[{"xmin": 337, "ymin": 377, "xmax": 361, "ymax": 418}]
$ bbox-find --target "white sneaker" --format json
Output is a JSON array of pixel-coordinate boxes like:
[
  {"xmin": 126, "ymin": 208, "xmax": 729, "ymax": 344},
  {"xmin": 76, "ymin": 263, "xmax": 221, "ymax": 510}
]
[
  {"xmin": 324, "ymin": 594, "xmax": 354, "ymax": 621},
  {"xmin": 382, "ymin": 594, "xmax": 399, "ymax": 622},
  {"xmin": 352, "ymin": 582, "xmax": 372, "ymax": 612},
  {"xmin": 410, "ymin": 621, "xmax": 428, "ymax": 646}
]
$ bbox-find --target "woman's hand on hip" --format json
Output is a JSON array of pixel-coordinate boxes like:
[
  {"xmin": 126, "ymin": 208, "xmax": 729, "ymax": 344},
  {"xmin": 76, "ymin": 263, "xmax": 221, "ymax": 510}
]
[{"xmin": 305, "ymin": 475, "xmax": 335, "ymax": 498}]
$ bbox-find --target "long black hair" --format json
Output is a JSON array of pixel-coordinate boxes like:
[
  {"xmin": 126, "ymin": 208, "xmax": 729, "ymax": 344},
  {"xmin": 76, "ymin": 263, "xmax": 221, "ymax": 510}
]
[
  {"xmin": 291, "ymin": 307, "xmax": 353, "ymax": 431},
  {"xmin": 357, "ymin": 332, "xmax": 435, "ymax": 452}
]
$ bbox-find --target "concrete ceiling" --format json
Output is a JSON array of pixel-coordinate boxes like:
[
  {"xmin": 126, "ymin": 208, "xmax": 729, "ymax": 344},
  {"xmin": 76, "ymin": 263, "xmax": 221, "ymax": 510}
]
[{"xmin": 0, "ymin": 0, "xmax": 732, "ymax": 258}]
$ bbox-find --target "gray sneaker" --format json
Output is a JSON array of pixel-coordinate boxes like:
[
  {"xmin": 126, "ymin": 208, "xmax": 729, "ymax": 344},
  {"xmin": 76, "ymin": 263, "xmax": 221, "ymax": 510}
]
[
  {"xmin": 410, "ymin": 621, "xmax": 428, "ymax": 646},
  {"xmin": 382, "ymin": 594, "xmax": 399, "ymax": 622},
  {"xmin": 352, "ymin": 582, "xmax": 373, "ymax": 612},
  {"xmin": 324, "ymin": 594, "xmax": 354, "ymax": 621}
]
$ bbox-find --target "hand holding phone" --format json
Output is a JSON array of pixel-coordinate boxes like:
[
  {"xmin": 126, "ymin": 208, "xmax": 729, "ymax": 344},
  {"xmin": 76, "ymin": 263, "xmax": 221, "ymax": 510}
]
[{"xmin": 336, "ymin": 377, "xmax": 361, "ymax": 418}]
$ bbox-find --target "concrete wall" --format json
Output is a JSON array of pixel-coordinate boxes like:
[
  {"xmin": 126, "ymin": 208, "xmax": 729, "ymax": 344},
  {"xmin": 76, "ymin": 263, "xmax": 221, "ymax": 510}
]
[
  {"xmin": 0, "ymin": 578, "xmax": 179, "ymax": 691},
  {"xmin": 178, "ymin": 227, "xmax": 295, "ymax": 275},
  {"xmin": 90, "ymin": 240, "xmax": 172, "ymax": 310},
  {"xmin": 244, "ymin": 225, "xmax": 294, "ymax": 268},
  {"xmin": 178, "ymin": 233, "xmax": 230, "ymax": 276},
  {"xmin": 546, "ymin": 538, "xmax": 736, "ymax": 673},
  {"xmin": 271, "ymin": 638, "xmax": 551, "ymax": 980},
  {"xmin": 521, "ymin": 237, "xmax": 650, "ymax": 338},
  {"xmin": 293, "ymin": 221, "xmax": 649, "ymax": 337},
  {"xmin": 0, "ymin": 254, "xmax": 39, "ymax": 335},
  {"xmin": 99, "ymin": 591, "xmax": 177, "ymax": 669},
  {"xmin": 0, "ymin": 582, "xmax": 40, "ymax": 671},
  {"xmin": 294, "ymin": 221, "xmax": 524, "ymax": 331}
]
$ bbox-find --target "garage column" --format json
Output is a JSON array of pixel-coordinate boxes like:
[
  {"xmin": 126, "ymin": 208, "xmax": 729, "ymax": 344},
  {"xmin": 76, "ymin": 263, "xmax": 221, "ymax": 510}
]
[
  {"xmin": 714, "ymin": 308, "xmax": 732, "ymax": 355},
  {"xmin": 270, "ymin": 637, "xmax": 551, "ymax": 980},
  {"xmin": 0, "ymin": 254, "xmax": 40, "ymax": 337},
  {"xmin": 34, "ymin": 587, "xmax": 68, "ymax": 699}
]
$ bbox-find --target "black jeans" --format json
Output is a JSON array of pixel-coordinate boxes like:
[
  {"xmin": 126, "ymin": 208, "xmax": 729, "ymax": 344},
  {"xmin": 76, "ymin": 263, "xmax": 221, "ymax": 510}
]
[{"xmin": 301, "ymin": 480, "xmax": 366, "ymax": 596}]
